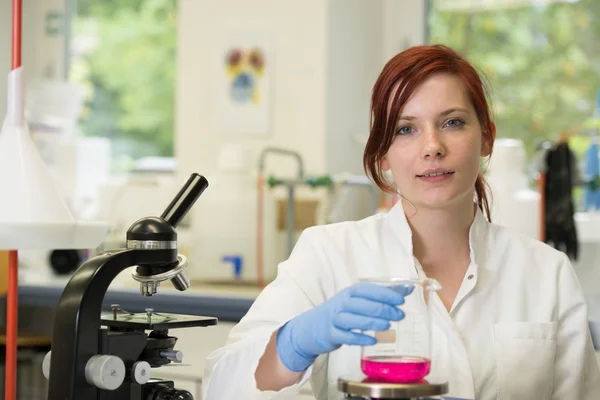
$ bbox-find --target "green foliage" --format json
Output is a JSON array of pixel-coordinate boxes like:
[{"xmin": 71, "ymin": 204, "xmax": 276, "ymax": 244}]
[
  {"xmin": 72, "ymin": 0, "xmax": 177, "ymax": 159},
  {"xmin": 428, "ymin": 0, "xmax": 600, "ymax": 157},
  {"xmin": 74, "ymin": 0, "xmax": 600, "ymax": 167}
]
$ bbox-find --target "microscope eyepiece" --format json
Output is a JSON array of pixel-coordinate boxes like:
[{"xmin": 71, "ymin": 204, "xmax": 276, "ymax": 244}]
[
  {"xmin": 160, "ymin": 173, "xmax": 208, "ymax": 228},
  {"xmin": 126, "ymin": 174, "xmax": 209, "ymax": 242},
  {"xmin": 126, "ymin": 174, "xmax": 209, "ymax": 295}
]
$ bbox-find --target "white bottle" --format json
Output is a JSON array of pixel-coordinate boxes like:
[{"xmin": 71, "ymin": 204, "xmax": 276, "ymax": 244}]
[
  {"xmin": 486, "ymin": 138, "xmax": 540, "ymax": 240},
  {"xmin": 189, "ymin": 145, "xmax": 277, "ymax": 284}
]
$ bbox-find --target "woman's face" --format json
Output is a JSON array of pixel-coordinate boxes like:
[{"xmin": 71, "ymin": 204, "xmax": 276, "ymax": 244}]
[{"xmin": 381, "ymin": 73, "xmax": 490, "ymax": 211}]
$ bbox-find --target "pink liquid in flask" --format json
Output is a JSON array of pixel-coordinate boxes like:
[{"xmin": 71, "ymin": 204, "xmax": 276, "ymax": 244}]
[{"xmin": 361, "ymin": 355, "xmax": 431, "ymax": 383}]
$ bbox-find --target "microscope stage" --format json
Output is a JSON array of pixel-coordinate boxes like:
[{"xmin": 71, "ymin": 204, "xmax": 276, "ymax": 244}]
[{"xmin": 100, "ymin": 311, "xmax": 218, "ymax": 330}]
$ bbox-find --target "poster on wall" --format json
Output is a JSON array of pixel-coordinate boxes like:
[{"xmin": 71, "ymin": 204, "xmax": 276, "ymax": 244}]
[{"xmin": 220, "ymin": 28, "xmax": 272, "ymax": 137}]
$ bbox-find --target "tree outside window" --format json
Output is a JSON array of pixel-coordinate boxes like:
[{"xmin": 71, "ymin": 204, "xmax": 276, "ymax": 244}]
[
  {"xmin": 428, "ymin": 0, "xmax": 600, "ymax": 161},
  {"xmin": 69, "ymin": 0, "xmax": 177, "ymax": 172}
]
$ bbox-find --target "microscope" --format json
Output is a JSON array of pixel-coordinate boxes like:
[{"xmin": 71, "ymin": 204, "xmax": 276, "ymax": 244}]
[{"xmin": 43, "ymin": 173, "xmax": 217, "ymax": 400}]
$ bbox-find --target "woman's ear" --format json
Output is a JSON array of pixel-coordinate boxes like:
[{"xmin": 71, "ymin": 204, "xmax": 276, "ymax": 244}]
[
  {"xmin": 380, "ymin": 156, "xmax": 390, "ymax": 172},
  {"xmin": 481, "ymin": 140, "xmax": 492, "ymax": 157},
  {"xmin": 481, "ymin": 122, "xmax": 496, "ymax": 157}
]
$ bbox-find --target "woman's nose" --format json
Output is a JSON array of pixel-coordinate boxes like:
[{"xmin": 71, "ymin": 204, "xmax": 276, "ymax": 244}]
[{"xmin": 421, "ymin": 128, "xmax": 446, "ymax": 159}]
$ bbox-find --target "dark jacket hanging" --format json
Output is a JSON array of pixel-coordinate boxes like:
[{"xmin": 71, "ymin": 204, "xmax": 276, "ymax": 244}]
[{"xmin": 543, "ymin": 142, "xmax": 579, "ymax": 261}]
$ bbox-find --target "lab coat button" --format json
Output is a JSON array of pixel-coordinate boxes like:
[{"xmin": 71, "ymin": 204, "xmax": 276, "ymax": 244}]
[{"xmin": 467, "ymin": 274, "xmax": 474, "ymax": 280}]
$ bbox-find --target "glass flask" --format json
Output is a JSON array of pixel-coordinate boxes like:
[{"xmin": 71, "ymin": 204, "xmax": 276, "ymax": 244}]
[{"xmin": 359, "ymin": 277, "xmax": 441, "ymax": 383}]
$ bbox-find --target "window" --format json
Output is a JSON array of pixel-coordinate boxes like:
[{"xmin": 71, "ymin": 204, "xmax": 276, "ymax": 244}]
[
  {"xmin": 69, "ymin": 0, "xmax": 177, "ymax": 172},
  {"xmin": 428, "ymin": 0, "xmax": 600, "ymax": 160}
]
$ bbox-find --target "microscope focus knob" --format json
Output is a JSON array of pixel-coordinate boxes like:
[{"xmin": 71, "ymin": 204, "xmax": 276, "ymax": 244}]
[
  {"xmin": 160, "ymin": 350, "xmax": 184, "ymax": 363},
  {"xmin": 132, "ymin": 361, "xmax": 152, "ymax": 384},
  {"xmin": 85, "ymin": 355, "xmax": 126, "ymax": 390},
  {"xmin": 42, "ymin": 351, "xmax": 52, "ymax": 380}
]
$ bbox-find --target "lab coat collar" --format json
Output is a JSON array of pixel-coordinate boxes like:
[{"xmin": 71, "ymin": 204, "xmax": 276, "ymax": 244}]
[
  {"xmin": 386, "ymin": 200, "xmax": 489, "ymax": 267},
  {"xmin": 468, "ymin": 205, "xmax": 489, "ymax": 267}
]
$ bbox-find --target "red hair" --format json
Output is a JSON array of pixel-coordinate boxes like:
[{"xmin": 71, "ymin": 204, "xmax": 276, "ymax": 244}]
[{"xmin": 363, "ymin": 44, "xmax": 496, "ymax": 221}]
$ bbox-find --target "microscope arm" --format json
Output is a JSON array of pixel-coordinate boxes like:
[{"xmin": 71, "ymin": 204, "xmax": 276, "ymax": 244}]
[{"xmin": 47, "ymin": 248, "xmax": 176, "ymax": 399}]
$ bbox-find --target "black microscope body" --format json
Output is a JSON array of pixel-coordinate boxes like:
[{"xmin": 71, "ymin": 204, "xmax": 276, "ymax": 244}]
[{"xmin": 46, "ymin": 173, "xmax": 217, "ymax": 400}]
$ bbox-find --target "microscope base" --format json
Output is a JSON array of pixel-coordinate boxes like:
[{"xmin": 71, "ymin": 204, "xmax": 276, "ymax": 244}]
[{"xmin": 134, "ymin": 379, "xmax": 193, "ymax": 400}]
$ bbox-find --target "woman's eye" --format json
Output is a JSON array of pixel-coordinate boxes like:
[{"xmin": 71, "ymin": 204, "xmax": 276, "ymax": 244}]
[
  {"xmin": 397, "ymin": 126, "xmax": 413, "ymax": 135},
  {"xmin": 445, "ymin": 118, "xmax": 465, "ymax": 128}
]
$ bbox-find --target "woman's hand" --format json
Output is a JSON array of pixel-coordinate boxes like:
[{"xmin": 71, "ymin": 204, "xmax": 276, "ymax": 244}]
[{"xmin": 275, "ymin": 282, "xmax": 413, "ymax": 372}]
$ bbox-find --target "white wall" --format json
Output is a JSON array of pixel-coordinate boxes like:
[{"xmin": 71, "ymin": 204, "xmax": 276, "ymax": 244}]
[
  {"xmin": 175, "ymin": 1, "xmax": 427, "ymax": 280},
  {"xmin": 175, "ymin": 0, "xmax": 427, "ymax": 180},
  {"xmin": 324, "ymin": 0, "xmax": 383, "ymax": 175},
  {"xmin": 0, "ymin": 4, "xmax": 10, "ymax": 115},
  {"xmin": 381, "ymin": 0, "xmax": 427, "ymax": 63},
  {"xmin": 321, "ymin": 0, "xmax": 427, "ymax": 221},
  {"xmin": 0, "ymin": 0, "xmax": 66, "ymax": 118},
  {"xmin": 21, "ymin": 0, "xmax": 67, "ymax": 80},
  {"xmin": 323, "ymin": 0, "xmax": 427, "ymax": 175},
  {"xmin": 176, "ymin": 0, "xmax": 328, "ymax": 179}
]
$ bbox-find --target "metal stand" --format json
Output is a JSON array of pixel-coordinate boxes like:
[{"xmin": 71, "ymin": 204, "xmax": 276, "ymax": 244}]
[
  {"xmin": 258, "ymin": 147, "xmax": 305, "ymax": 259},
  {"xmin": 338, "ymin": 376, "xmax": 448, "ymax": 400}
]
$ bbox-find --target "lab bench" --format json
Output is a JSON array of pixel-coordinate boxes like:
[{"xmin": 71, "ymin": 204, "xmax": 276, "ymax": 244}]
[
  {"xmin": 18, "ymin": 277, "xmax": 258, "ymax": 325},
  {"xmin": 10, "ymin": 275, "xmax": 600, "ymax": 399},
  {"xmin": 12, "ymin": 276, "xmax": 320, "ymax": 399}
]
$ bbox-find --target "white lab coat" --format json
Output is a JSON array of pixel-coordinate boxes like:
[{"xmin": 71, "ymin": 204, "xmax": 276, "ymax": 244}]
[{"xmin": 203, "ymin": 203, "xmax": 600, "ymax": 399}]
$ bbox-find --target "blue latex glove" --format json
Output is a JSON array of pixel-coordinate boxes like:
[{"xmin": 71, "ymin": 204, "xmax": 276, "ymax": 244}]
[{"xmin": 276, "ymin": 282, "xmax": 414, "ymax": 372}]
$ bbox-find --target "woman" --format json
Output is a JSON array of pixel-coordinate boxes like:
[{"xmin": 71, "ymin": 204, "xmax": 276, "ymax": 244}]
[{"xmin": 203, "ymin": 45, "xmax": 600, "ymax": 399}]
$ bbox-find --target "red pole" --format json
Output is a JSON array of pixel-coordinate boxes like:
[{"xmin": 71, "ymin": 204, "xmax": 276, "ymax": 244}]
[
  {"xmin": 6, "ymin": 0, "xmax": 23, "ymax": 398},
  {"xmin": 256, "ymin": 176, "xmax": 264, "ymax": 288},
  {"xmin": 6, "ymin": 251, "xmax": 18, "ymax": 400},
  {"xmin": 538, "ymin": 173, "xmax": 546, "ymax": 242},
  {"xmin": 12, "ymin": 0, "xmax": 21, "ymax": 70}
]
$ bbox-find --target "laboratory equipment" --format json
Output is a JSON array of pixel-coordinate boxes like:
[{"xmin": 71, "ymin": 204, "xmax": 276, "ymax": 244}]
[
  {"xmin": 323, "ymin": 174, "xmax": 381, "ymax": 223},
  {"xmin": 25, "ymin": 78, "xmax": 85, "ymax": 167},
  {"xmin": 336, "ymin": 278, "xmax": 448, "ymax": 400},
  {"xmin": 359, "ymin": 278, "xmax": 440, "ymax": 383},
  {"xmin": 1, "ymin": 1, "xmax": 108, "ymax": 398},
  {"xmin": 191, "ymin": 145, "xmax": 277, "ymax": 284},
  {"xmin": 266, "ymin": 173, "xmax": 378, "ymax": 251},
  {"xmin": 44, "ymin": 173, "xmax": 217, "ymax": 400},
  {"xmin": 257, "ymin": 147, "xmax": 305, "ymax": 287},
  {"xmin": 276, "ymin": 281, "xmax": 414, "ymax": 374},
  {"xmin": 338, "ymin": 377, "xmax": 448, "ymax": 399},
  {"xmin": 97, "ymin": 160, "xmax": 185, "ymax": 254},
  {"xmin": 486, "ymin": 138, "xmax": 539, "ymax": 240}
]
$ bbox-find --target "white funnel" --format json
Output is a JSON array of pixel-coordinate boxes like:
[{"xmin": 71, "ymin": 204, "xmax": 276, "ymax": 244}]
[{"xmin": 0, "ymin": 68, "xmax": 108, "ymax": 249}]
